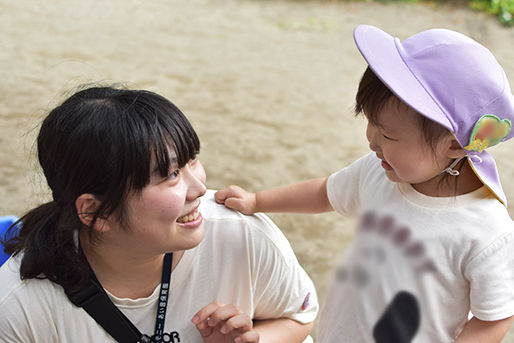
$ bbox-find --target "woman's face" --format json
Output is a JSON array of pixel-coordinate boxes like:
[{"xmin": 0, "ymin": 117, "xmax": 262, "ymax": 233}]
[{"xmin": 108, "ymin": 153, "xmax": 207, "ymax": 256}]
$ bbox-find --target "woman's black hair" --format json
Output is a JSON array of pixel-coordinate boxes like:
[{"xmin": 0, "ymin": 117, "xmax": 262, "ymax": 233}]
[{"xmin": 1, "ymin": 86, "xmax": 200, "ymax": 291}]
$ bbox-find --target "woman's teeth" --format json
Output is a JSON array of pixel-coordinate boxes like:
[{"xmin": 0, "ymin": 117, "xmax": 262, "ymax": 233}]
[{"xmin": 177, "ymin": 209, "xmax": 199, "ymax": 223}]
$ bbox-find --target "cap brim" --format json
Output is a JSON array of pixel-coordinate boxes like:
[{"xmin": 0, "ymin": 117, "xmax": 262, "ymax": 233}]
[{"xmin": 353, "ymin": 25, "xmax": 454, "ymax": 131}]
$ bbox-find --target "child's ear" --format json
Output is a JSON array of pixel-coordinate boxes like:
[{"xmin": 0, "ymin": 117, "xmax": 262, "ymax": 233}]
[
  {"xmin": 75, "ymin": 194, "xmax": 109, "ymax": 233},
  {"xmin": 446, "ymin": 137, "xmax": 467, "ymax": 159}
]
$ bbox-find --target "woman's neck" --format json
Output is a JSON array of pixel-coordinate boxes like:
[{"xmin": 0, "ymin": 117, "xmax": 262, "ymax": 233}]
[
  {"xmin": 412, "ymin": 160, "xmax": 484, "ymax": 198},
  {"xmin": 80, "ymin": 232, "xmax": 183, "ymax": 299}
]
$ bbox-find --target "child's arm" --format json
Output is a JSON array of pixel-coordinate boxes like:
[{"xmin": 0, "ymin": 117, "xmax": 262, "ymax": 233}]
[
  {"xmin": 214, "ymin": 177, "xmax": 333, "ymax": 215},
  {"xmin": 454, "ymin": 316, "xmax": 514, "ymax": 343}
]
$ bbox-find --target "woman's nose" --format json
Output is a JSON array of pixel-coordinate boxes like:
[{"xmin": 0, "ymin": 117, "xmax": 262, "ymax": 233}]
[{"xmin": 183, "ymin": 163, "xmax": 207, "ymax": 201}]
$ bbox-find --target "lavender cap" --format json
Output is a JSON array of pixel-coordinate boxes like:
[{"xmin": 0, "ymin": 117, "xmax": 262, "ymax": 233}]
[{"xmin": 354, "ymin": 25, "xmax": 514, "ymax": 206}]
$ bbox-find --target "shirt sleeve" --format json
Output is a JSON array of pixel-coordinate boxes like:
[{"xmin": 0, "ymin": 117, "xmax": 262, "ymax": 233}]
[
  {"xmin": 248, "ymin": 213, "xmax": 319, "ymax": 324},
  {"xmin": 465, "ymin": 230, "xmax": 514, "ymax": 321},
  {"xmin": 327, "ymin": 153, "xmax": 375, "ymax": 217}
]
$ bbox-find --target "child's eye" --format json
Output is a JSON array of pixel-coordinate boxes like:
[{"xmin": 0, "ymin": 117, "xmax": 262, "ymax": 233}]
[{"xmin": 383, "ymin": 134, "xmax": 396, "ymax": 141}]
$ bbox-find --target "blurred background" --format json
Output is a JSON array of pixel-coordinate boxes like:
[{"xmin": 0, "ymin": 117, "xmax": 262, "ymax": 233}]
[{"xmin": 1, "ymin": 0, "xmax": 513, "ymax": 340}]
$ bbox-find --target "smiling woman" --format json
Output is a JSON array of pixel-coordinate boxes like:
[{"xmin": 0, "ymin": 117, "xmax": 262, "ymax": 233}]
[{"xmin": 0, "ymin": 85, "xmax": 318, "ymax": 343}]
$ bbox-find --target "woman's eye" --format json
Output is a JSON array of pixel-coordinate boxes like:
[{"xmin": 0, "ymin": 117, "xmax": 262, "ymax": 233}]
[
  {"xmin": 167, "ymin": 169, "xmax": 180, "ymax": 180},
  {"xmin": 189, "ymin": 156, "xmax": 199, "ymax": 166}
]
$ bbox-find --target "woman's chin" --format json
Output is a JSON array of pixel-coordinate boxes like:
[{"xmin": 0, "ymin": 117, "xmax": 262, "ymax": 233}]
[{"xmin": 175, "ymin": 223, "xmax": 205, "ymax": 251}]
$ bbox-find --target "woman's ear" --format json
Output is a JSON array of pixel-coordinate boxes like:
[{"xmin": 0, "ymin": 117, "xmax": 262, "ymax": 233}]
[
  {"xmin": 446, "ymin": 137, "xmax": 467, "ymax": 159},
  {"xmin": 75, "ymin": 194, "xmax": 109, "ymax": 233}
]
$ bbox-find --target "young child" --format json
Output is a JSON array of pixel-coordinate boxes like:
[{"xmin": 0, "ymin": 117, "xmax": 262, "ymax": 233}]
[{"xmin": 215, "ymin": 25, "xmax": 514, "ymax": 342}]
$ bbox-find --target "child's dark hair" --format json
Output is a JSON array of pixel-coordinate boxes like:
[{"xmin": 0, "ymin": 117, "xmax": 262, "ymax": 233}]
[
  {"xmin": 355, "ymin": 66, "xmax": 450, "ymax": 153},
  {"xmin": 2, "ymin": 86, "xmax": 200, "ymax": 291},
  {"xmin": 355, "ymin": 66, "xmax": 468, "ymax": 186}
]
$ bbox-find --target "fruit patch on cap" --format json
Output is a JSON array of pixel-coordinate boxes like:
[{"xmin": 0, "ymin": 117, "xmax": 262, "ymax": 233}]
[{"xmin": 464, "ymin": 114, "xmax": 512, "ymax": 153}]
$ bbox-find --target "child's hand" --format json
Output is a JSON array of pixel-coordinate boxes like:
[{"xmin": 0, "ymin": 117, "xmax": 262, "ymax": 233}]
[
  {"xmin": 192, "ymin": 302, "xmax": 260, "ymax": 343},
  {"xmin": 215, "ymin": 186, "xmax": 257, "ymax": 215}
]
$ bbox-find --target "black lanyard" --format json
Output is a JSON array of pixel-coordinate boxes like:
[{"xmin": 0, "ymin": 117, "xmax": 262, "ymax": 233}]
[
  {"xmin": 153, "ymin": 252, "xmax": 173, "ymax": 342},
  {"xmin": 68, "ymin": 253, "xmax": 173, "ymax": 343}
]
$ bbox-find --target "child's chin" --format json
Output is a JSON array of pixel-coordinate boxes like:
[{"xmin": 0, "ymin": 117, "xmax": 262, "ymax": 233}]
[{"xmin": 384, "ymin": 171, "xmax": 402, "ymax": 183}]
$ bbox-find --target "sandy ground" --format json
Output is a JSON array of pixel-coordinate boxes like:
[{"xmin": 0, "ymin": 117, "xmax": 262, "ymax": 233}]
[{"xmin": 1, "ymin": 0, "xmax": 514, "ymax": 340}]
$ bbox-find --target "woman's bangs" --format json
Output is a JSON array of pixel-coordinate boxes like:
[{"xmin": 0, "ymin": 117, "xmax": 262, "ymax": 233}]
[{"xmin": 151, "ymin": 104, "xmax": 200, "ymax": 179}]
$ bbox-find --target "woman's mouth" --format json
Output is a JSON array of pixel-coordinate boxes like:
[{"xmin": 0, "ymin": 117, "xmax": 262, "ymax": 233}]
[{"xmin": 176, "ymin": 207, "xmax": 203, "ymax": 227}]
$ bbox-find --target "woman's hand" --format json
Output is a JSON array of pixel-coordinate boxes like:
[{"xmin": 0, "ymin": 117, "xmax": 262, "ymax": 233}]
[
  {"xmin": 192, "ymin": 302, "xmax": 260, "ymax": 343},
  {"xmin": 214, "ymin": 186, "xmax": 257, "ymax": 215}
]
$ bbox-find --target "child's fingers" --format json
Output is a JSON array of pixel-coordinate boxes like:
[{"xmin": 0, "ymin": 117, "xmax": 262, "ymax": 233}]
[
  {"xmin": 215, "ymin": 185, "xmax": 242, "ymax": 203},
  {"xmin": 224, "ymin": 197, "xmax": 248, "ymax": 213},
  {"xmin": 216, "ymin": 185, "xmax": 247, "ymax": 202},
  {"xmin": 234, "ymin": 330, "xmax": 260, "ymax": 343},
  {"xmin": 214, "ymin": 188, "xmax": 229, "ymax": 204}
]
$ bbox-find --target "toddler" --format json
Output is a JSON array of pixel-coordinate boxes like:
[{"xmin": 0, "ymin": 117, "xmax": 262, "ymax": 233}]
[{"xmin": 215, "ymin": 25, "xmax": 514, "ymax": 342}]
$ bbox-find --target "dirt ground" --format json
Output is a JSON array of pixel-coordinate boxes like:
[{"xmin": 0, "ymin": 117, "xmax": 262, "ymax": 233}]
[{"xmin": 1, "ymin": 0, "xmax": 514, "ymax": 340}]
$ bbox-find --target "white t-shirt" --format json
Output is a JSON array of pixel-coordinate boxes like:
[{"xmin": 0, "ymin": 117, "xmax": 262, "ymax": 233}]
[
  {"xmin": 0, "ymin": 190, "xmax": 318, "ymax": 343},
  {"xmin": 318, "ymin": 153, "xmax": 514, "ymax": 343}
]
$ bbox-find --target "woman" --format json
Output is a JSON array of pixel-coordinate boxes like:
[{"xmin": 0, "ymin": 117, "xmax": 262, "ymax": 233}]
[{"xmin": 0, "ymin": 86, "xmax": 318, "ymax": 343}]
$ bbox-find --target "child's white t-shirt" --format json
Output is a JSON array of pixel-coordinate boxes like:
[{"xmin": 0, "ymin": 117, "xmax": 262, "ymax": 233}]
[
  {"xmin": 0, "ymin": 190, "xmax": 318, "ymax": 343},
  {"xmin": 318, "ymin": 153, "xmax": 514, "ymax": 343}
]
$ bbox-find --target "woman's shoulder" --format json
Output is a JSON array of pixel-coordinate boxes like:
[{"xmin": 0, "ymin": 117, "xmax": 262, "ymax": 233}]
[
  {"xmin": 200, "ymin": 190, "xmax": 281, "ymax": 232},
  {"xmin": 0, "ymin": 255, "xmax": 63, "ymax": 304},
  {"xmin": 1, "ymin": 255, "xmax": 32, "ymax": 300},
  {"xmin": 199, "ymin": 190, "xmax": 296, "ymax": 258},
  {"xmin": 0, "ymin": 255, "xmax": 92, "ymax": 340},
  {"xmin": 0, "ymin": 254, "xmax": 69, "ymax": 335}
]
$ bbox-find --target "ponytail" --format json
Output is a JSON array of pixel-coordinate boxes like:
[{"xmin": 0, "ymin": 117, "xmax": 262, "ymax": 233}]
[{"xmin": 2, "ymin": 201, "xmax": 89, "ymax": 291}]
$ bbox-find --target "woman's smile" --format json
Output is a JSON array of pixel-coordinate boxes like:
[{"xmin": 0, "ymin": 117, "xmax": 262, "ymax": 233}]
[{"xmin": 176, "ymin": 206, "xmax": 203, "ymax": 228}]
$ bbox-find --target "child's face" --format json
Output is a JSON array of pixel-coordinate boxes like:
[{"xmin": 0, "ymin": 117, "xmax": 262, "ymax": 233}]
[{"xmin": 366, "ymin": 99, "xmax": 453, "ymax": 188}]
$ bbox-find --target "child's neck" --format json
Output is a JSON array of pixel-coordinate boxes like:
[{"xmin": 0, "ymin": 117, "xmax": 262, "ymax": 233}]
[{"xmin": 412, "ymin": 161, "xmax": 483, "ymax": 198}]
